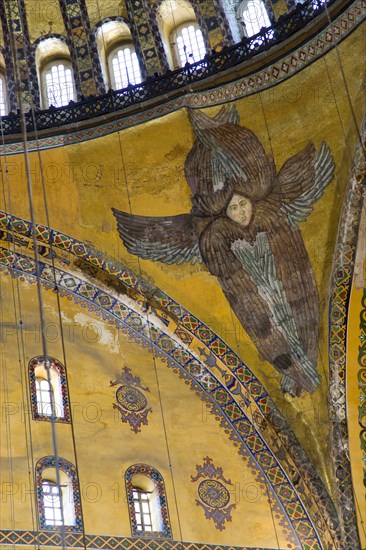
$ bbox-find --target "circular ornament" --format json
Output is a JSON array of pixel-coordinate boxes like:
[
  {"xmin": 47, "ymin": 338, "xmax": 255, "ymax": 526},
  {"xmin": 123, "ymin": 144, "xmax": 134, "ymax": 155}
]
[
  {"xmin": 198, "ymin": 479, "xmax": 230, "ymax": 508},
  {"xmin": 116, "ymin": 385, "xmax": 147, "ymax": 412}
]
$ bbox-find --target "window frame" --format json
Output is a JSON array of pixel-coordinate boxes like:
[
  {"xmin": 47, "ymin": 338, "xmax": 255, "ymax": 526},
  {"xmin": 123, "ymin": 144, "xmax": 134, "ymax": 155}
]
[
  {"xmin": 132, "ymin": 488, "xmax": 153, "ymax": 532},
  {"xmin": 35, "ymin": 377, "xmax": 54, "ymax": 417},
  {"xmin": 125, "ymin": 464, "xmax": 172, "ymax": 539},
  {"xmin": 0, "ymin": 71, "xmax": 8, "ymax": 116},
  {"xmin": 238, "ymin": 0, "xmax": 271, "ymax": 38},
  {"xmin": 107, "ymin": 43, "xmax": 142, "ymax": 90},
  {"xmin": 40, "ymin": 58, "xmax": 76, "ymax": 109},
  {"xmin": 42, "ymin": 480, "xmax": 63, "ymax": 527},
  {"xmin": 29, "ymin": 356, "xmax": 70, "ymax": 423},
  {"xmin": 172, "ymin": 21, "xmax": 206, "ymax": 68},
  {"xmin": 36, "ymin": 456, "xmax": 82, "ymax": 532}
]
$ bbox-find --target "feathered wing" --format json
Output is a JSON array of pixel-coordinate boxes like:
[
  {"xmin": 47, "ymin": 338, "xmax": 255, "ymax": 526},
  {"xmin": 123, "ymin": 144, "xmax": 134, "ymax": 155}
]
[
  {"xmin": 112, "ymin": 208, "xmax": 202, "ymax": 265},
  {"xmin": 231, "ymin": 232, "xmax": 320, "ymax": 394},
  {"xmin": 277, "ymin": 142, "xmax": 335, "ymax": 225},
  {"xmin": 200, "ymin": 217, "xmax": 320, "ymax": 396},
  {"xmin": 189, "ymin": 105, "xmax": 240, "ymax": 130}
]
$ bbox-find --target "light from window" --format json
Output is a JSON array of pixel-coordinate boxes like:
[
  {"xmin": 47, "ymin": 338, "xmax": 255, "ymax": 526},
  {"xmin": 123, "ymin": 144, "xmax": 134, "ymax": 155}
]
[
  {"xmin": 42, "ymin": 481, "xmax": 63, "ymax": 526},
  {"xmin": 0, "ymin": 75, "xmax": 6, "ymax": 116},
  {"xmin": 241, "ymin": 0, "xmax": 271, "ymax": 36},
  {"xmin": 110, "ymin": 46, "xmax": 142, "ymax": 90},
  {"xmin": 30, "ymin": 357, "xmax": 69, "ymax": 423},
  {"xmin": 36, "ymin": 378, "xmax": 54, "ymax": 417},
  {"xmin": 133, "ymin": 490, "xmax": 153, "ymax": 532},
  {"xmin": 176, "ymin": 24, "xmax": 206, "ymax": 66},
  {"xmin": 44, "ymin": 62, "xmax": 75, "ymax": 108}
]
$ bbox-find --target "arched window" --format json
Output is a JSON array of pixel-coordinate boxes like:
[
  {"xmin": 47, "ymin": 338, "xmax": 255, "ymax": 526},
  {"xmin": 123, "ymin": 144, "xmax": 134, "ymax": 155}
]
[
  {"xmin": 42, "ymin": 60, "xmax": 75, "ymax": 108},
  {"xmin": 125, "ymin": 464, "xmax": 171, "ymax": 538},
  {"xmin": 108, "ymin": 45, "xmax": 142, "ymax": 89},
  {"xmin": 239, "ymin": 0, "xmax": 271, "ymax": 37},
  {"xmin": 29, "ymin": 356, "xmax": 70, "ymax": 423},
  {"xmin": 36, "ymin": 37, "xmax": 76, "ymax": 109},
  {"xmin": 157, "ymin": 0, "xmax": 207, "ymax": 69},
  {"xmin": 174, "ymin": 23, "xmax": 206, "ymax": 66},
  {"xmin": 95, "ymin": 20, "xmax": 143, "ymax": 90},
  {"xmin": 36, "ymin": 457, "xmax": 82, "ymax": 531}
]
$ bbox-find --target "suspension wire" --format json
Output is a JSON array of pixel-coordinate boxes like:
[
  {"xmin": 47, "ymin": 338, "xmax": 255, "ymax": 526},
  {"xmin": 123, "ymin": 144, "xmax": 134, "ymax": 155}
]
[
  {"xmin": 15, "ymin": 18, "xmax": 90, "ymax": 550},
  {"xmin": 323, "ymin": 0, "xmax": 366, "ymax": 161},
  {"xmin": 27, "ymin": 86, "xmax": 89, "ymax": 550},
  {"xmin": 95, "ymin": 2, "xmax": 186, "ymax": 535},
  {"xmin": 258, "ymin": 89, "xmax": 333, "ymax": 416},
  {"xmin": 18, "ymin": 85, "xmax": 67, "ymax": 550},
  {"xmin": 320, "ymin": 22, "xmax": 366, "ymax": 542},
  {"xmin": 0, "ymin": 121, "xmax": 39, "ymax": 547},
  {"xmin": 0, "ymin": 15, "xmax": 40, "ymax": 550},
  {"xmin": 5, "ymin": 0, "xmax": 67, "ymax": 547},
  {"xmin": 116, "ymin": 129, "xmax": 184, "ymax": 542},
  {"xmin": 0, "ymin": 259, "xmax": 16, "ymax": 545},
  {"xmin": 322, "ymin": 57, "xmax": 356, "ymax": 167},
  {"xmin": 258, "ymin": 75, "xmax": 345, "ymax": 550}
]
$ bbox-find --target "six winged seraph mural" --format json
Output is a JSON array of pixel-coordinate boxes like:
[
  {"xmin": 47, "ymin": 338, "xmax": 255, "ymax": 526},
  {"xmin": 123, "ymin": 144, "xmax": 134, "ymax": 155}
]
[{"xmin": 112, "ymin": 106, "xmax": 335, "ymax": 397}]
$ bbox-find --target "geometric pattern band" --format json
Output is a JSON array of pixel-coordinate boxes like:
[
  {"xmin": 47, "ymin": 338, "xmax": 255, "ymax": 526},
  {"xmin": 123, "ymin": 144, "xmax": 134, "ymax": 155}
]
[
  {"xmin": 0, "ymin": 236, "xmax": 335, "ymax": 549},
  {"xmin": 0, "ymin": 530, "xmax": 273, "ymax": 550},
  {"xmin": 0, "ymin": 208, "xmax": 342, "ymax": 548}
]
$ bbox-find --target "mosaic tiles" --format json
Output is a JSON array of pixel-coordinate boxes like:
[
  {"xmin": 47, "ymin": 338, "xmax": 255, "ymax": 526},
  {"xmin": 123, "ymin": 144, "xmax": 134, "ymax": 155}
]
[
  {"xmin": 3, "ymin": 0, "xmax": 38, "ymax": 109},
  {"xmin": 125, "ymin": 464, "xmax": 172, "ymax": 538},
  {"xmin": 0, "ymin": 529, "xmax": 274, "ymax": 550},
  {"xmin": 0, "ymin": 231, "xmax": 340, "ymax": 549},
  {"xmin": 58, "ymin": 0, "xmax": 101, "ymax": 97},
  {"xmin": 328, "ymin": 110, "xmax": 366, "ymax": 548},
  {"xmin": 36, "ymin": 456, "xmax": 83, "ymax": 531},
  {"xmin": 1, "ymin": 0, "xmax": 364, "ymax": 154},
  {"xmin": 0, "ymin": 12, "xmax": 17, "ymax": 112},
  {"xmin": 125, "ymin": 0, "xmax": 166, "ymax": 76}
]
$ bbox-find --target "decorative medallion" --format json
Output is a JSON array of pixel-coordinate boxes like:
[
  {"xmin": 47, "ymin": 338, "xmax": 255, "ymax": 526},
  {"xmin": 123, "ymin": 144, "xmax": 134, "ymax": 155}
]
[
  {"xmin": 116, "ymin": 385, "xmax": 147, "ymax": 411},
  {"xmin": 198, "ymin": 479, "xmax": 230, "ymax": 508},
  {"xmin": 191, "ymin": 457, "xmax": 236, "ymax": 530},
  {"xmin": 111, "ymin": 367, "xmax": 152, "ymax": 433}
]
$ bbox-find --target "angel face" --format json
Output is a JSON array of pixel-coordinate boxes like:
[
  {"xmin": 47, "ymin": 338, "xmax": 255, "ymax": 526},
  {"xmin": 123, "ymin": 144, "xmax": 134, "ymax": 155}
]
[{"xmin": 226, "ymin": 194, "xmax": 253, "ymax": 226}]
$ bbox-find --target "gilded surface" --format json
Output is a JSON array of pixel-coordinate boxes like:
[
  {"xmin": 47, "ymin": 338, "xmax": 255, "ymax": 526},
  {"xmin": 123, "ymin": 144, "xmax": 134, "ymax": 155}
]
[{"xmin": 0, "ymin": 2, "xmax": 365, "ymax": 548}]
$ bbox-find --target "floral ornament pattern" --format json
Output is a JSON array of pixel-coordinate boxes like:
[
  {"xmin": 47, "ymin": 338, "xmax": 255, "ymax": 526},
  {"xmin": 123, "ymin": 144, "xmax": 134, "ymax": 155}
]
[
  {"xmin": 111, "ymin": 367, "xmax": 152, "ymax": 433},
  {"xmin": 191, "ymin": 457, "xmax": 236, "ymax": 530}
]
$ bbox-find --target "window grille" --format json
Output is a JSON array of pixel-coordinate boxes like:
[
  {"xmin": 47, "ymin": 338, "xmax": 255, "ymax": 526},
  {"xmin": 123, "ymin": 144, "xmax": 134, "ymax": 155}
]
[
  {"xmin": 109, "ymin": 46, "xmax": 142, "ymax": 90},
  {"xmin": 175, "ymin": 24, "xmax": 206, "ymax": 66},
  {"xmin": 43, "ymin": 62, "xmax": 75, "ymax": 108}
]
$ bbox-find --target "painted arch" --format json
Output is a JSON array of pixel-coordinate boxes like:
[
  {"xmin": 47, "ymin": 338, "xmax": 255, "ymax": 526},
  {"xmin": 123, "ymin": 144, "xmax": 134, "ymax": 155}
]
[{"xmin": 0, "ymin": 209, "xmax": 340, "ymax": 549}]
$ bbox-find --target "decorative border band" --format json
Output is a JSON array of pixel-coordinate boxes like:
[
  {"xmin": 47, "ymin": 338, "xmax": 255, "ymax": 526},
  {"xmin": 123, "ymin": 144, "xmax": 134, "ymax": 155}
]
[
  {"xmin": 0, "ymin": 219, "xmax": 341, "ymax": 548},
  {"xmin": 0, "ymin": 530, "xmax": 273, "ymax": 550},
  {"xmin": 328, "ymin": 110, "xmax": 366, "ymax": 548}
]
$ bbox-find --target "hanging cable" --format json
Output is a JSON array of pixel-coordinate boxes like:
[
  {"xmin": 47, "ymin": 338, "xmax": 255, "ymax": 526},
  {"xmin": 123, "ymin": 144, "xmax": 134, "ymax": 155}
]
[
  {"xmin": 320, "ymin": 20, "xmax": 366, "ymax": 543},
  {"xmin": 5, "ymin": 0, "xmax": 67, "ymax": 547},
  {"xmin": 0, "ymin": 94, "xmax": 41, "ymax": 550},
  {"xmin": 323, "ymin": 0, "xmax": 366, "ymax": 161},
  {"xmin": 9, "ymin": 13, "xmax": 90, "ymax": 550},
  {"xmin": 258, "ymin": 78, "xmax": 345, "ymax": 549},
  {"xmin": 0, "ymin": 267, "xmax": 17, "ymax": 549},
  {"xmin": 117, "ymin": 129, "xmax": 185, "ymax": 541}
]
